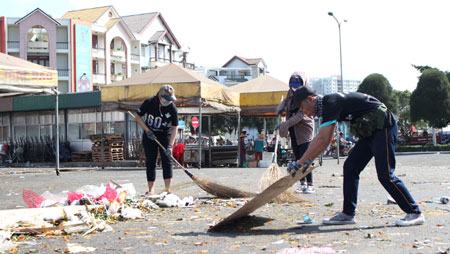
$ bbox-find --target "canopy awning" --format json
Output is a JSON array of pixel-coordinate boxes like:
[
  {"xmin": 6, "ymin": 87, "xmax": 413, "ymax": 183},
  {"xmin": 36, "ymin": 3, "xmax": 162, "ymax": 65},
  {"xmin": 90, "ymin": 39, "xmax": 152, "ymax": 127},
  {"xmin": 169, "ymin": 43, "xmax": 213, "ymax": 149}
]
[
  {"xmin": 101, "ymin": 64, "xmax": 240, "ymax": 112},
  {"xmin": 230, "ymin": 74, "xmax": 288, "ymax": 116},
  {"xmin": 0, "ymin": 52, "xmax": 58, "ymax": 97}
]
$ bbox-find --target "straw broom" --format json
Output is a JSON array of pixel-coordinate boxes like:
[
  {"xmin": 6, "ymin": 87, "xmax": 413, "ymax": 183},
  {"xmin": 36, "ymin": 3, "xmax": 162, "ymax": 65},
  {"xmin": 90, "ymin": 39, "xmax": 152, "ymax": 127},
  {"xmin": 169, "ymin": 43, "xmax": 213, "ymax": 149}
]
[
  {"xmin": 128, "ymin": 111, "xmax": 255, "ymax": 199},
  {"xmin": 258, "ymin": 129, "xmax": 304, "ymax": 204}
]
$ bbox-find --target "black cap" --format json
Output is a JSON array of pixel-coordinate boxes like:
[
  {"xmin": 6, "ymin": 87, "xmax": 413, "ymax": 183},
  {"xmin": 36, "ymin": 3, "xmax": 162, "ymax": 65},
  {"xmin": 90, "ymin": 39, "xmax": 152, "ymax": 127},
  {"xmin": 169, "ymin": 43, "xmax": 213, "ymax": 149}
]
[{"xmin": 292, "ymin": 86, "xmax": 317, "ymax": 106}]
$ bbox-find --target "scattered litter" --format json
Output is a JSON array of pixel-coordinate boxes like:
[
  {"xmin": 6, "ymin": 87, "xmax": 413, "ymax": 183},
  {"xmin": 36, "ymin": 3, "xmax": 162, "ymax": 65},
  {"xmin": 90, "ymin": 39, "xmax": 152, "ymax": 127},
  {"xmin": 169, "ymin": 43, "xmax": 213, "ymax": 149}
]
[
  {"xmin": 0, "ymin": 231, "xmax": 15, "ymax": 252},
  {"xmin": 324, "ymin": 202, "xmax": 334, "ymax": 207},
  {"xmin": 386, "ymin": 196, "xmax": 397, "ymax": 205},
  {"xmin": 150, "ymin": 192, "xmax": 195, "ymax": 208},
  {"xmin": 276, "ymin": 247, "xmax": 336, "ymax": 254},
  {"xmin": 440, "ymin": 196, "xmax": 449, "ymax": 204},
  {"xmin": 65, "ymin": 243, "xmax": 96, "ymax": 253},
  {"xmin": 271, "ymin": 239, "xmax": 284, "ymax": 245},
  {"xmin": 121, "ymin": 208, "xmax": 143, "ymax": 220},
  {"xmin": 302, "ymin": 215, "xmax": 313, "ymax": 224}
]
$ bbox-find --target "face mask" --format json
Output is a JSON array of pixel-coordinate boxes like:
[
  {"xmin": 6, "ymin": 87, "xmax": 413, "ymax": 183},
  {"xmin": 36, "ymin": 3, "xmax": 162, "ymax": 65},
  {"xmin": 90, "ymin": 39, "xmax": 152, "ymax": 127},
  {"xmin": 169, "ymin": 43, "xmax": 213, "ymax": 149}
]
[{"xmin": 159, "ymin": 96, "xmax": 172, "ymax": 107}]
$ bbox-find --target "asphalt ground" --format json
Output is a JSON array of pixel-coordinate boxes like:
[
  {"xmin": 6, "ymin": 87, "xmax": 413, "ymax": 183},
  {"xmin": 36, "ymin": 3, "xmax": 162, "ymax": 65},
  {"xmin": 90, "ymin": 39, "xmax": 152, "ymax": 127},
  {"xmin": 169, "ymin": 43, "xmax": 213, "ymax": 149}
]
[{"xmin": 1, "ymin": 153, "xmax": 449, "ymax": 253}]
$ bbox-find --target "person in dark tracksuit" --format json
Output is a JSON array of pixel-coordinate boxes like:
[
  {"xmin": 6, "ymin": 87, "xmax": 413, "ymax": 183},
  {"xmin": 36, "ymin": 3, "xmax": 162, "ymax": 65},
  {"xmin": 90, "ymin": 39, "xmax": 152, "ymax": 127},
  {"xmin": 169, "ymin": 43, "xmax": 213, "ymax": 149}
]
[
  {"xmin": 134, "ymin": 85, "xmax": 178, "ymax": 194},
  {"xmin": 287, "ymin": 86, "xmax": 424, "ymax": 227}
]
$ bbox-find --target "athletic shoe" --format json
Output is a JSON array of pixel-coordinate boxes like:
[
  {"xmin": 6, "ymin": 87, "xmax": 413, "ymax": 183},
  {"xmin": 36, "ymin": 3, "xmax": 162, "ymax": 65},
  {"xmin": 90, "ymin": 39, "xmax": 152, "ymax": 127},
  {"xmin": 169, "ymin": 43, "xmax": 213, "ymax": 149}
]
[
  {"xmin": 295, "ymin": 183, "xmax": 307, "ymax": 193},
  {"xmin": 322, "ymin": 212, "xmax": 356, "ymax": 225},
  {"xmin": 303, "ymin": 185, "xmax": 315, "ymax": 194},
  {"xmin": 395, "ymin": 213, "xmax": 425, "ymax": 227}
]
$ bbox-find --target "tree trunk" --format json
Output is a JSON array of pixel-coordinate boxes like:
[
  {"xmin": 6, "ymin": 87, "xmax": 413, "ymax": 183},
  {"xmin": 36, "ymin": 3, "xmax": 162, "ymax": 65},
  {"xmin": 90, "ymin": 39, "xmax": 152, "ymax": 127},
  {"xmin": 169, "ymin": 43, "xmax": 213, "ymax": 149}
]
[{"xmin": 432, "ymin": 128, "xmax": 437, "ymax": 146}]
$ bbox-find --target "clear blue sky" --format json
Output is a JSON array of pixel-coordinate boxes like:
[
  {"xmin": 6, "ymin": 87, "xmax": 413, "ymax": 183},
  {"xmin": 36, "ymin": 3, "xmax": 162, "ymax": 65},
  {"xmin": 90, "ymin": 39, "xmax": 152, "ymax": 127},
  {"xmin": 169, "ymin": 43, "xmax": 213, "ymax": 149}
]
[{"xmin": 2, "ymin": 0, "xmax": 450, "ymax": 91}]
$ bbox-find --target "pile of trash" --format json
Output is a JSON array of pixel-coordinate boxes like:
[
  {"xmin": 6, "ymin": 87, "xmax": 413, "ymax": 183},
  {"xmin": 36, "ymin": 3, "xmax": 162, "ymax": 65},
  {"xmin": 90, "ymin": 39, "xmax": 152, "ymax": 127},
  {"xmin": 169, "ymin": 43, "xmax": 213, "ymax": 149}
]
[{"xmin": 0, "ymin": 181, "xmax": 195, "ymax": 253}]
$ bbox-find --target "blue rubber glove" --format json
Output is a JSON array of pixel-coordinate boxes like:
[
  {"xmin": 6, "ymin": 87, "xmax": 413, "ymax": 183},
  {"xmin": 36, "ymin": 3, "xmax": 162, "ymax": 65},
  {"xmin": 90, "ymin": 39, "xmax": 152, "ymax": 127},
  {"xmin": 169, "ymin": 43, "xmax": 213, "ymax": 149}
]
[
  {"xmin": 287, "ymin": 161, "xmax": 301, "ymax": 174},
  {"xmin": 146, "ymin": 130, "xmax": 156, "ymax": 141},
  {"xmin": 165, "ymin": 145, "xmax": 173, "ymax": 157}
]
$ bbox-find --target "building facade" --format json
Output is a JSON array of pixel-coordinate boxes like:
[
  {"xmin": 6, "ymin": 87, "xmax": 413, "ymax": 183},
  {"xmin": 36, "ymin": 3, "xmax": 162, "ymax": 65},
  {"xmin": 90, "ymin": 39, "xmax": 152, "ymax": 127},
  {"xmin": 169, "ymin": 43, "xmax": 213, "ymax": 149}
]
[
  {"xmin": 310, "ymin": 76, "xmax": 360, "ymax": 95},
  {"xmin": 0, "ymin": 6, "xmax": 192, "ymax": 152},
  {"xmin": 203, "ymin": 56, "xmax": 267, "ymax": 86}
]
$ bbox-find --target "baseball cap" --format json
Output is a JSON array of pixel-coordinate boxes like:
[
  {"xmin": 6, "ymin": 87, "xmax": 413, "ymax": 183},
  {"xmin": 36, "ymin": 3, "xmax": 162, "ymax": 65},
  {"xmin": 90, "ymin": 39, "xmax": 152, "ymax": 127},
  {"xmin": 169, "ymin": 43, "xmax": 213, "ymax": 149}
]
[
  {"xmin": 159, "ymin": 84, "xmax": 176, "ymax": 101},
  {"xmin": 292, "ymin": 86, "xmax": 317, "ymax": 105},
  {"xmin": 289, "ymin": 72, "xmax": 307, "ymax": 89}
]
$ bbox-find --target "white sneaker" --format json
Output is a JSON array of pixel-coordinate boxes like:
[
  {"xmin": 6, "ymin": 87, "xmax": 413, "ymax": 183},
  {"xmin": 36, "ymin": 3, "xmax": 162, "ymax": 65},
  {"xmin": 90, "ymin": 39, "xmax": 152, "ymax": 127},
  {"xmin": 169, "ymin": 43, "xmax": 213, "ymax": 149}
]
[
  {"xmin": 303, "ymin": 186, "xmax": 315, "ymax": 194},
  {"xmin": 322, "ymin": 212, "xmax": 356, "ymax": 225},
  {"xmin": 295, "ymin": 183, "xmax": 307, "ymax": 193},
  {"xmin": 395, "ymin": 213, "xmax": 425, "ymax": 227}
]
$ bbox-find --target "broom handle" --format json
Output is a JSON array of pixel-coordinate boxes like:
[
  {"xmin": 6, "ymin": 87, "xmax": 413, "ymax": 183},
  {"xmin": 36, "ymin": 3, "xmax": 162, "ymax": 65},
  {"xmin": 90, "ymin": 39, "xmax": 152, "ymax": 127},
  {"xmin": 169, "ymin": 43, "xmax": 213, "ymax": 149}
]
[
  {"xmin": 272, "ymin": 96, "xmax": 283, "ymax": 163},
  {"xmin": 127, "ymin": 111, "xmax": 194, "ymax": 178}
]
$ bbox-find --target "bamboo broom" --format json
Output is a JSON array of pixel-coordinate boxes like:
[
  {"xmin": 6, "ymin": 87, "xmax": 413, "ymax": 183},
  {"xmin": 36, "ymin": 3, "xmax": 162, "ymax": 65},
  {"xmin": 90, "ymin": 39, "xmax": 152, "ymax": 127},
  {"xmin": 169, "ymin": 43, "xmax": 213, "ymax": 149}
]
[{"xmin": 128, "ymin": 111, "xmax": 255, "ymax": 199}]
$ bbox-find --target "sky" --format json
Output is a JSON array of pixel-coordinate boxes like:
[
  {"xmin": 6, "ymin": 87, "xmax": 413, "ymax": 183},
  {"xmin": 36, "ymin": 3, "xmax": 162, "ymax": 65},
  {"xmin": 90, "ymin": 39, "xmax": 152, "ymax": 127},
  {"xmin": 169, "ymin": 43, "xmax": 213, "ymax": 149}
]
[{"xmin": 2, "ymin": 0, "xmax": 450, "ymax": 91}]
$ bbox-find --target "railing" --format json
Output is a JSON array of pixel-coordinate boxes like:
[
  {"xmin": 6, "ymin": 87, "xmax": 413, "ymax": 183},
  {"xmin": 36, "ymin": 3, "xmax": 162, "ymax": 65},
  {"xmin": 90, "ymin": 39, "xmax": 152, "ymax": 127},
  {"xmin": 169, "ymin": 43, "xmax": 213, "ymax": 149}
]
[
  {"xmin": 57, "ymin": 69, "xmax": 69, "ymax": 77},
  {"xmin": 7, "ymin": 41, "xmax": 19, "ymax": 49},
  {"xmin": 93, "ymin": 73, "xmax": 106, "ymax": 84},
  {"xmin": 131, "ymin": 54, "xmax": 140, "ymax": 62},
  {"xmin": 56, "ymin": 42, "xmax": 68, "ymax": 50},
  {"xmin": 111, "ymin": 74, "xmax": 124, "ymax": 82}
]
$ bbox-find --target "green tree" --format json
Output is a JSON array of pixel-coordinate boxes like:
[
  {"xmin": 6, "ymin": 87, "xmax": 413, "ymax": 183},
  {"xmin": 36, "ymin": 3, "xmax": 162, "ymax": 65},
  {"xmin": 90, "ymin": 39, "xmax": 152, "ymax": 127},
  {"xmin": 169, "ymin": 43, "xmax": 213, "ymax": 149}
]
[
  {"xmin": 392, "ymin": 90, "xmax": 413, "ymax": 142},
  {"xmin": 410, "ymin": 68, "xmax": 450, "ymax": 128},
  {"xmin": 357, "ymin": 73, "xmax": 395, "ymax": 110}
]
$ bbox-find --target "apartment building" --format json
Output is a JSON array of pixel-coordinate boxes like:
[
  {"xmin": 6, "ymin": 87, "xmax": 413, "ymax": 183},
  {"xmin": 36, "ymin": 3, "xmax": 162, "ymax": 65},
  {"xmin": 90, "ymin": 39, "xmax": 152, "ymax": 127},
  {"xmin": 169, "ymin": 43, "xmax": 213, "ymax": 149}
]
[
  {"xmin": 63, "ymin": 6, "xmax": 193, "ymax": 89},
  {"xmin": 310, "ymin": 76, "xmax": 360, "ymax": 95},
  {"xmin": 204, "ymin": 56, "xmax": 267, "ymax": 86},
  {"xmin": 1, "ymin": 8, "xmax": 72, "ymax": 93},
  {"xmin": 0, "ymin": 6, "xmax": 192, "ymax": 151}
]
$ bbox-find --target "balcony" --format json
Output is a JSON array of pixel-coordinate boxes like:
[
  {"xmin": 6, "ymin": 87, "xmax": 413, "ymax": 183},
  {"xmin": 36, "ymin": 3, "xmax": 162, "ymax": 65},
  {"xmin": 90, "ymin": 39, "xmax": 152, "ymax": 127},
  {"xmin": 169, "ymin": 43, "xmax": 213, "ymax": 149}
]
[
  {"xmin": 111, "ymin": 74, "xmax": 124, "ymax": 82},
  {"xmin": 93, "ymin": 73, "xmax": 106, "ymax": 84},
  {"xmin": 92, "ymin": 47, "xmax": 105, "ymax": 59},
  {"xmin": 28, "ymin": 41, "xmax": 49, "ymax": 53},
  {"xmin": 57, "ymin": 69, "xmax": 69, "ymax": 79},
  {"xmin": 56, "ymin": 42, "xmax": 69, "ymax": 50},
  {"xmin": 110, "ymin": 49, "xmax": 126, "ymax": 62},
  {"xmin": 7, "ymin": 41, "xmax": 19, "ymax": 50},
  {"xmin": 131, "ymin": 54, "xmax": 140, "ymax": 64}
]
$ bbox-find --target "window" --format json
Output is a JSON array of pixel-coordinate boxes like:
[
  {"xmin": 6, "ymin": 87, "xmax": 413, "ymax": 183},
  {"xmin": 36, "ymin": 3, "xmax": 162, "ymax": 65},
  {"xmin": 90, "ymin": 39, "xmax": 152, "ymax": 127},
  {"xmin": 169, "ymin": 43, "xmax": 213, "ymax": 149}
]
[
  {"xmin": 92, "ymin": 34, "xmax": 98, "ymax": 48},
  {"xmin": 141, "ymin": 45, "xmax": 146, "ymax": 57},
  {"xmin": 0, "ymin": 113, "xmax": 10, "ymax": 142}
]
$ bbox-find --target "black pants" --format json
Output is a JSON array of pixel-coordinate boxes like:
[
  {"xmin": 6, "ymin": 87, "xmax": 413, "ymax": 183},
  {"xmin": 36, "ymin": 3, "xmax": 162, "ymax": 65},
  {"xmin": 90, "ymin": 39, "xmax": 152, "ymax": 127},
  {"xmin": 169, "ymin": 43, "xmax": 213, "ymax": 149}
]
[
  {"xmin": 143, "ymin": 133, "xmax": 172, "ymax": 182},
  {"xmin": 342, "ymin": 121, "xmax": 420, "ymax": 216},
  {"xmin": 292, "ymin": 140, "xmax": 312, "ymax": 184}
]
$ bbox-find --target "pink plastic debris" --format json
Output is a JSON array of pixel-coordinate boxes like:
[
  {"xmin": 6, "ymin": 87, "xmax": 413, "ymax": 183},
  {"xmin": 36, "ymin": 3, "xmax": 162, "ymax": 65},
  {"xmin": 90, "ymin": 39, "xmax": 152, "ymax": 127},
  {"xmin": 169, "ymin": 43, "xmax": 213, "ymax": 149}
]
[
  {"xmin": 276, "ymin": 247, "xmax": 336, "ymax": 254},
  {"xmin": 22, "ymin": 189, "xmax": 44, "ymax": 208},
  {"xmin": 67, "ymin": 192, "xmax": 84, "ymax": 204},
  {"xmin": 96, "ymin": 183, "xmax": 117, "ymax": 202}
]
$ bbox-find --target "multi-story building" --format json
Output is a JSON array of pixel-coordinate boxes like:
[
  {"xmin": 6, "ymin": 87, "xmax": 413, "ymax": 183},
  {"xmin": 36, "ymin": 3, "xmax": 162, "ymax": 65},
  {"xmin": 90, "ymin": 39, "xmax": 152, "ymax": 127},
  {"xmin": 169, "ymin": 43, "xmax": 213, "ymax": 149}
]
[
  {"xmin": 62, "ymin": 6, "xmax": 192, "ymax": 89},
  {"xmin": 0, "ymin": 6, "xmax": 192, "ymax": 151},
  {"xmin": 1, "ymin": 8, "xmax": 72, "ymax": 93},
  {"xmin": 311, "ymin": 76, "xmax": 360, "ymax": 95},
  {"xmin": 204, "ymin": 56, "xmax": 267, "ymax": 86}
]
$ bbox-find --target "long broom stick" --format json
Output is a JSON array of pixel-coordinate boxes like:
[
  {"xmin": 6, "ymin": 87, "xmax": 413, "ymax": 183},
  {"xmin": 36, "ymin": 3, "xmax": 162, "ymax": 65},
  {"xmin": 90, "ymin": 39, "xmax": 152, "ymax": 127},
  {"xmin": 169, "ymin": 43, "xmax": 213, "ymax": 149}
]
[{"xmin": 128, "ymin": 111, "xmax": 255, "ymax": 198}]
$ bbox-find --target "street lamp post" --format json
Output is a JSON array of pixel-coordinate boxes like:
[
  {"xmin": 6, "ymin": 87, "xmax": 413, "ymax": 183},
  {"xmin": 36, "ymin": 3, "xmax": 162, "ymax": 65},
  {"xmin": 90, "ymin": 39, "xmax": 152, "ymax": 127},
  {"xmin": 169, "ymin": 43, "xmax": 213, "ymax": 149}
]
[{"xmin": 328, "ymin": 11, "xmax": 346, "ymax": 164}]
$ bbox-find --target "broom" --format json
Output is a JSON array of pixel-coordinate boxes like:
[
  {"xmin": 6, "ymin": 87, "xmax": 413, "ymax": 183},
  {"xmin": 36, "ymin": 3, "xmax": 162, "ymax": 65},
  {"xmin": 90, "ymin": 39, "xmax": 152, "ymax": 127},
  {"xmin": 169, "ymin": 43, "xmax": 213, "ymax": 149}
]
[
  {"xmin": 258, "ymin": 127, "xmax": 304, "ymax": 203},
  {"xmin": 128, "ymin": 111, "xmax": 255, "ymax": 199}
]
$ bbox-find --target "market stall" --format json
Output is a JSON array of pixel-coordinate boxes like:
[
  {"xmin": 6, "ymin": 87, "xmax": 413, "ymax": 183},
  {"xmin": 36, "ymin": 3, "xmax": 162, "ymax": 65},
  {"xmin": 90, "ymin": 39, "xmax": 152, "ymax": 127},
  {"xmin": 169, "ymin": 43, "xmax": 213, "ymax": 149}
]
[
  {"xmin": 100, "ymin": 64, "xmax": 241, "ymax": 167},
  {"xmin": 231, "ymin": 74, "xmax": 288, "ymax": 117},
  {"xmin": 0, "ymin": 52, "xmax": 59, "ymax": 173}
]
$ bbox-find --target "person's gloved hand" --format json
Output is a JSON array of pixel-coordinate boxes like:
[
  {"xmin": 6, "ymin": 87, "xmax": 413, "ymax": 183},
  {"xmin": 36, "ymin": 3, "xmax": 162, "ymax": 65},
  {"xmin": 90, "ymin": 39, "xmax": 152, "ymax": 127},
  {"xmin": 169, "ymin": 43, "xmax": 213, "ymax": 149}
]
[
  {"xmin": 287, "ymin": 161, "xmax": 301, "ymax": 174},
  {"xmin": 287, "ymin": 160, "xmax": 314, "ymax": 174},
  {"xmin": 165, "ymin": 145, "xmax": 173, "ymax": 157},
  {"xmin": 146, "ymin": 130, "xmax": 156, "ymax": 141}
]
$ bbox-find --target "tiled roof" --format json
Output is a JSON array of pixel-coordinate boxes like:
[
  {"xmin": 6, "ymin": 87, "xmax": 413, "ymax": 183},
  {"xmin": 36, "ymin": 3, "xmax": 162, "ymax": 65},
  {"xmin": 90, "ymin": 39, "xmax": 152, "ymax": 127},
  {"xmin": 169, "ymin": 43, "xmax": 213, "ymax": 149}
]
[
  {"xmin": 244, "ymin": 58, "xmax": 263, "ymax": 65},
  {"xmin": 62, "ymin": 6, "xmax": 112, "ymax": 23},
  {"xmin": 105, "ymin": 18, "xmax": 120, "ymax": 30},
  {"xmin": 122, "ymin": 12, "xmax": 158, "ymax": 33},
  {"xmin": 149, "ymin": 31, "xmax": 166, "ymax": 42}
]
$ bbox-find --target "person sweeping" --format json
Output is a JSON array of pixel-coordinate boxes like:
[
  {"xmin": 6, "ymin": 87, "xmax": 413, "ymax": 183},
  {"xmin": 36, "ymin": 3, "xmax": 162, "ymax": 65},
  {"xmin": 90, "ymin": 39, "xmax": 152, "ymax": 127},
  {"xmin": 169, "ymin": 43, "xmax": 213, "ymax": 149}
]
[
  {"xmin": 134, "ymin": 85, "xmax": 178, "ymax": 195},
  {"xmin": 287, "ymin": 86, "xmax": 424, "ymax": 227},
  {"xmin": 277, "ymin": 72, "xmax": 315, "ymax": 194}
]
